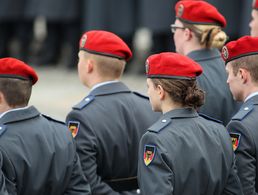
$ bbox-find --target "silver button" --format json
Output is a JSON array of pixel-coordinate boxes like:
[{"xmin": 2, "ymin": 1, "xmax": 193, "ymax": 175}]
[
  {"xmin": 85, "ymin": 98, "xmax": 90, "ymax": 101},
  {"xmin": 244, "ymin": 107, "xmax": 249, "ymax": 111},
  {"xmin": 162, "ymin": 119, "xmax": 167, "ymax": 123}
]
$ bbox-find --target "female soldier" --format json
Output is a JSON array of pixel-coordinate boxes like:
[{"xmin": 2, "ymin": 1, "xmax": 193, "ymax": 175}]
[
  {"xmin": 137, "ymin": 52, "xmax": 243, "ymax": 195},
  {"xmin": 171, "ymin": 0, "xmax": 240, "ymax": 125}
]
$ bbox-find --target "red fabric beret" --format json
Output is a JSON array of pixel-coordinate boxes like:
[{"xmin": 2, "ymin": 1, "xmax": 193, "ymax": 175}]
[
  {"xmin": 0, "ymin": 58, "xmax": 38, "ymax": 85},
  {"xmin": 175, "ymin": 0, "xmax": 226, "ymax": 28},
  {"xmin": 145, "ymin": 52, "xmax": 203, "ymax": 79},
  {"xmin": 79, "ymin": 30, "xmax": 132, "ymax": 61},
  {"xmin": 221, "ymin": 36, "xmax": 258, "ymax": 64},
  {"xmin": 253, "ymin": 0, "xmax": 258, "ymax": 9}
]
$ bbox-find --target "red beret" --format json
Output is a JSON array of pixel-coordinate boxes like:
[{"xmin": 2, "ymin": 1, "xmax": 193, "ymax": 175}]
[
  {"xmin": 221, "ymin": 36, "xmax": 258, "ymax": 64},
  {"xmin": 0, "ymin": 58, "xmax": 38, "ymax": 85},
  {"xmin": 175, "ymin": 1, "xmax": 226, "ymax": 28},
  {"xmin": 145, "ymin": 52, "xmax": 203, "ymax": 79},
  {"xmin": 79, "ymin": 30, "xmax": 132, "ymax": 61},
  {"xmin": 253, "ymin": 0, "xmax": 258, "ymax": 9}
]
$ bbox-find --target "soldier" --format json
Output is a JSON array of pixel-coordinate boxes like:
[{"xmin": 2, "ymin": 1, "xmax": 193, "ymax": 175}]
[
  {"xmin": 171, "ymin": 0, "xmax": 240, "ymax": 125},
  {"xmin": 250, "ymin": 0, "xmax": 258, "ymax": 37},
  {"xmin": 221, "ymin": 36, "xmax": 258, "ymax": 194},
  {"xmin": 66, "ymin": 30, "xmax": 159, "ymax": 194},
  {"xmin": 138, "ymin": 52, "xmax": 243, "ymax": 195},
  {"xmin": 0, "ymin": 58, "xmax": 91, "ymax": 195}
]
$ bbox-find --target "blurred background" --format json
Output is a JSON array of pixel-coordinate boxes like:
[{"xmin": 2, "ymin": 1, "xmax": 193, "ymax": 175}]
[{"xmin": 0, "ymin": 0, "xmax": 253, "ymax": 120}]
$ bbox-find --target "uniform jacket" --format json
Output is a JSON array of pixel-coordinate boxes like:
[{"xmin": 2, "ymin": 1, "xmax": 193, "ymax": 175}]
[
  {"xmin": 138, "ymin": 108, "xmax": 243, "ymax": 195},
  {"xmin": 0, "ymin": 106, "xmax": 91, "ymax": 195},
  {"xmin": 227, "ymin": 95, "xmax": 258, "ymax": 195},
  {"xmin": 66, "ymin": 81, "xmax": 159, "ymax": 195},
  {"xmin": 187, "ymin": 48, "xmax": 241, "ymax": 125}
]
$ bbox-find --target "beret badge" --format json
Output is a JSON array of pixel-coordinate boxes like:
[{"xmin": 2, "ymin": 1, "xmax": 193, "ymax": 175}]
[
  {"xmin": 177, "ymin": 4, "xmax": 184, "ymax": 17},
  {"xmin": 80, "ymin": 34, "xmax": 87, "ymax": 48},
  {"xmin": 222, "ymin": 46, "xmax": 229, "ymax": 60},
  {"xmin": 145, "ymin": 60, "xmax": 150, "ymax": 74}
]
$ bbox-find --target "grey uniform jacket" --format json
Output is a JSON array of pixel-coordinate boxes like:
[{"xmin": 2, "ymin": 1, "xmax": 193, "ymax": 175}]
[
  {"xmin": 66, "ymin": 82, "xmax": 159, "ymax": 195},
  {"xmin": 138, "ymin": 108, "xmax": 243, "ymax": 195},
  {"xmin": 227, "ymin": 95, "xmax": 258, "ymax": 195},
  {"xmin": 0, "ymin": 106, "xmax": 91, "ymax": 195},
  {"xmin": 187, "ymin": 49, "xmax": 240, "ymax": 125}
]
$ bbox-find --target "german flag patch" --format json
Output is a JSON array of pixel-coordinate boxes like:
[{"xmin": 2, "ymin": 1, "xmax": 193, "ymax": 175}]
[
  {"xmin": 144, "ymin": 145, "xmax": 156, "ymax": 166},
  {"xmin": 230, "ymin": 133, "xmax": 241, "ymax": 151},
  {"xmin": 68, "ymin": 121, "xmax": 80, "ymax": 138}
]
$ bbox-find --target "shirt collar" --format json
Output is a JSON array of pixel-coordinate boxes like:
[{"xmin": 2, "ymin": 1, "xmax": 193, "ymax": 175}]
[{"xmin": 245, "ymin": 91, "xmax": 258, "ymax": 102}]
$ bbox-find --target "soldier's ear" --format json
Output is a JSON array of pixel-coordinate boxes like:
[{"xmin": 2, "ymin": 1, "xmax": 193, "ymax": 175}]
[
  {"xmin": 238, "ymin": 68, "xmax": 249, "ymax": 84},
  {"xmin": 0, "ymin": 92, "xmax": 11, "ymax": 112},
  {"xmin": 86, "ymin": 59, "xmax": 94, "ymax": 73},
  {"xmin": 157, "ymin": 85, "xmax": 165, "ymax": 100}
]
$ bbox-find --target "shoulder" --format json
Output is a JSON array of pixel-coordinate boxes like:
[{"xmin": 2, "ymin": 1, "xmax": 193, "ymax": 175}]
[
  {"xmin": 42, "ymin": 114, "xmax": 65, "ymax": 125},
  {"xmin": 147, "ymin": 118, "xmax": 171, "ymax": 134},
  {"xmin": 132, "ymin": 91, "xmax": 150, "ymax": 100},
  {"xmin": 72, "ymin": 95, "xmax": 95, "ymax": 110},
  {"xmin": 198, "ymin": 113, "xmax": 223, "ymax": 124},
  {"xmin": 232, "ymin": 104, "xmax": 254, "ymax": 121}
]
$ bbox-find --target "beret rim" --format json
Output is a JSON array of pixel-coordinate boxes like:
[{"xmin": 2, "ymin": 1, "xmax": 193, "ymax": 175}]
[
  {"xmin": 178, "ymin": 17, "xmax": 223, "ymax": 27},
  {"xmin": 225, "ymin": 51, "xmax": 258, "ymax": 64},
  {"xmin": 147, "ymin": 74, "xmax": 197, "ymax": 80},
  {"xmin": 80, "ymin": 48, "xmax": 128, "ymax": 61}
]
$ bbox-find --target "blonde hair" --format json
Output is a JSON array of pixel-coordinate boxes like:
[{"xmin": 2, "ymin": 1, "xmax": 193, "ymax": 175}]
[
  {"xmin": 183, "ymin": 23, "xmax": 228, "ymax": 49},
  {"xmin": 84, "ymin": 52, "xmax": 126, "ymax": 79}
]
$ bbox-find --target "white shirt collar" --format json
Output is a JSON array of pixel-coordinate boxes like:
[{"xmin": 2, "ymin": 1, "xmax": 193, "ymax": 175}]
[
  {"xmin": 0, "ymin": 106, "xmax": 29, "ymax": 118},
  {"xmin": 245, "ymin": 91, "xmax": 258, "ymax": 102},
  {"xmin": 91, "ymin": 80, "xmax": 119, "ymax": 92}
]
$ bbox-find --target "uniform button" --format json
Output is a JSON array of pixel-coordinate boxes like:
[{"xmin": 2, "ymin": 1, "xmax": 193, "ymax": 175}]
[
  {"xmin": 244, "ymin": 107, "xmax": 249, "ymax": 111},
  {"xmin": 85, "ymin": 98, "xmax": 90, "ymax": 101},
  {"xmin": 0, "ymin": 127, "xmax": 2, "ymax": 130},
  {"xmin": 162, "ymin": 119, "xmax": 167, "ymax": 123}
]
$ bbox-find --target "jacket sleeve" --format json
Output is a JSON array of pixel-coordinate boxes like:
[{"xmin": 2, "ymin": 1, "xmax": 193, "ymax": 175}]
[
  {"xmin": 227, "ymin": 120, "xmax": 257, "ymax": 195},
  {"xmin": 66, "ymin": 111, "xmax": 120, "ymax": 195},
  {"xmin": 64, "ymin": 150, "xmax": 92, "ymax": 195},
  {"xmin": 0, "ymin": 152, "xmax": 14, "ymax": 195},
  {"xmin": 138, "ymin": 132, "xmax": 174, "ymax": 195}
]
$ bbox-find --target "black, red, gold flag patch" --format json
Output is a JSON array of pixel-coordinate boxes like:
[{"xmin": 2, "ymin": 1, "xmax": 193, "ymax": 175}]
[
  {"xmin": 68, "ymin": 121, "xmax": 80, "ymax": 138},
  {"xmin": 144, "ymin": 145, "xmax": 156, "ymax": 166},
  {"xmin": 230, "ymin": 133, "xmax": 241, "ymax": 151}
]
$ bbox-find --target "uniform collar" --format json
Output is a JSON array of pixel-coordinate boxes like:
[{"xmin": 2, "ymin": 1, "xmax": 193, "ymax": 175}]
[
  {"xmin": 89, "ymin": 81, "xmax": 131, "ymax": 96},
  {"xmin": 162, "ymin": 107, "xmax": 199, "ymax": 119},
  {"xmin": 0, "ymin": 105, "xmax": 40, "ymax": 124},
  {"xmin": 187, "ymin": 48, "xmax": 220, "ymax": 61},
  {"xmin": 244, "ymin": 91, "xmax": 258, "ymax": 102}
]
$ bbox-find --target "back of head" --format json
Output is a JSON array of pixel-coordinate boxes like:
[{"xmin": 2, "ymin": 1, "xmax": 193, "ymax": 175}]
[
  {"xmin": 78, "ymin": 30, "xmax": 133, "ymax": 78},
  {"xmin": 146, "ymin": 52, "xmax": 205, "ymax": 108},
  {"xmin": 221, "ymin": 36, "xmax": 258, "ymax": 83},
  {"xmin": 174, "ymin": 0, "xmax": 227, "ymax": 49},
  {"xmin": 0, "ymin": 58, "xmax": 38, "ymax": 107}
]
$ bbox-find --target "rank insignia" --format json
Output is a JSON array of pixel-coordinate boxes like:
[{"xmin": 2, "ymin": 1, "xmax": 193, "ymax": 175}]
[
  {"xmin": 144, "ymin": 145, "xmax": 156, "ymax": 166},
  {"xmin": 68, "ymin": 121, "xmax": 80, "ymax": 138},
  {"xmin": 230, "ymin": 133, "xmax": 241, "ymax": 151}
]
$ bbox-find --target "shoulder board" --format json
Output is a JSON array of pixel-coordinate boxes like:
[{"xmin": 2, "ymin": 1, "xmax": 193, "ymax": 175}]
[
  {"xmin": 42, "ymin": 114, "xmax": 65, "ymax": 125},
  {"xmin": 232, "ymin": 104, "xmax": 254, "ymax": 121},
  {"xmin": 148, "ymin": 118, "xmax": 171, "ymax": 133},
  {"xmin": 199, "ymin": 113, "xmax": 222, "ymax": 124},
  {"xmin": 133, "ymin": 92, "xmax": 149, "ymax": 100},
  {"xmin": 72, "ymin": 95, "xmax": 95, "ymax": 110},
  {"xmin": 0, "ymin": 125, "xmax": 7, "ymax": 137}
]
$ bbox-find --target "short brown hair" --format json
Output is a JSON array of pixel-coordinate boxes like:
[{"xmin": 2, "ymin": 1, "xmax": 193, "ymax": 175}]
[
  {"xmin": 152, "ymin": 78, "xmax": 205, "ymax": 109},
  {"xmin": 230, "ymin": 55, "xmax": 258, "ymax": 83},
  {"xmin": 0, "ymin": 78, "xmax": 32, "ymax": 107}
]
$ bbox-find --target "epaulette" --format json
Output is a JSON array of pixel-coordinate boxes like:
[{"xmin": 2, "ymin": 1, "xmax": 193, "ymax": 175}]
[
  {"xmin": 133, "ymin": 91, "xmax": 149, "ymax": 100},
  {"xmin": 232, "ymin": 104, "xmax": 254, "ymax": 121},
  {"xmin": 42, "ymin": 114, "xmax": 65, "ymax": 125},
  {"xmin": 0, "ymin": 125, "xmax": 7, "ymax": 137},
  {"xmin": 72, "ymin": 95, "xmax": 95, "ymax": 110},
  {"xmin": 147, "ymin": 118, "xmax": 171, "ymax": 133},
  {"xmin": 199, "ymin": 113, "xmax": 222, "ymax": 124}
]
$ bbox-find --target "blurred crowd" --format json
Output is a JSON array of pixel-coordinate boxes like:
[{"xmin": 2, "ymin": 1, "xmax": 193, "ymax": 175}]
[{"xmin": 0, "ymin": 0, "xmax": 253, "ymax": 71}]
